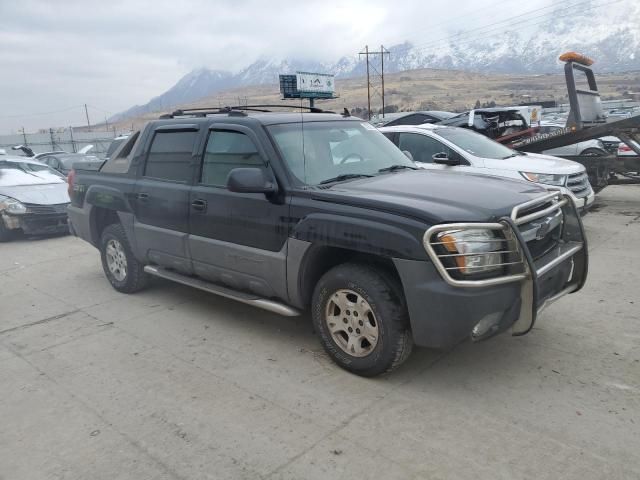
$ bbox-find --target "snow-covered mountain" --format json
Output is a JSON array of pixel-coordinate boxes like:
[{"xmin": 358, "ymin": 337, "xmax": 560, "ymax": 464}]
[{"xmin": 112, "ymin": 2, "xmax": 640, "ymax": 121}]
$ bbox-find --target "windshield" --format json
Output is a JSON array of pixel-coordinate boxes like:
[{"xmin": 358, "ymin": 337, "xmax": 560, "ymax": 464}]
[
  {"xmin": 435, "ymin": 127, "xmax": 517, "ymax": 160},
  {"xmin": 268, "ymin": 121, "xmax": 414, "ymax": 185},
  {"xmin": 0, "ymin": 160, "xmax": 65, "ymax": 186}
]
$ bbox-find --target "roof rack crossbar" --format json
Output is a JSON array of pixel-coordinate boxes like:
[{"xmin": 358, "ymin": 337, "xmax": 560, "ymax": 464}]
[{"xmin": 159, "ymin": 104, "xmax": 334, "ymax": 119}]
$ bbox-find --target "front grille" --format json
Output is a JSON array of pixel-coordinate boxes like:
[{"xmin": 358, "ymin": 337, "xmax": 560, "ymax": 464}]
[
  {"xmin": 565, "ymin": 172, "xmax": 590, "ymax": 198},
  {"xmin": 24, "ymin": 203, "xmax": 70, "ymax": 215},
  {"xmin": 512, "ymin": 193, "xmax": 566, "ymax": 262}
]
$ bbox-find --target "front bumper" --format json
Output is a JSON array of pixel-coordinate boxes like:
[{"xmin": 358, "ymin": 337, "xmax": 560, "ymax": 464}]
[
  {"xmin": 394, "ymin": 193, "xmax": 588, "ymax": 349},
  {"xmin": 559, "ymin": 185, "xmax": 595, "ymax": 214},
  {"xmin": 1, "ymin": 212, "xmax": 69, "ymax": 236}
]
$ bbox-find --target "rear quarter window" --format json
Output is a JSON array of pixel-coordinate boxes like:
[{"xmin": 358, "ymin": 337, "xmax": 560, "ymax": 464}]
[{"xmin": 101, "ymin": 132, "xmax": 140, "ymax": 174}]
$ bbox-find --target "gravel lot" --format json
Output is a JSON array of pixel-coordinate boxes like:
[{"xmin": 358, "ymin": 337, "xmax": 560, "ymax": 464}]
[{"xmin": 1, "ymin": 185, "xmax": 639, "ymax": 480}]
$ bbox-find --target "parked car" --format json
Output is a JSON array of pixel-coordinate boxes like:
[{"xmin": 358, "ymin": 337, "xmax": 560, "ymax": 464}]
[
  {"xmin": 10, "ymin": 145, "xmax": 68, "ymax": 159},
  {"xmin": 380, "ymin": 124, "xmax": 595, "ymax": 212},
  {"xmin": 370, "ymin": 110, "xmax": 456, "ymax": 127},
  {"xmin": 437, "ymin": 107, "xmax": 529, "ymax": 138},
  {"xmin": 0, "ymin": 156, "xmax": 70, "ymax": 241},
  {"xmin": 618, "ymin": 139, "xmax": 640, "ymax": 157},
  {"xmin": 537, "ymin": 122, "xmax": 611, "ymax": 157},
  {"xmin": 37, "ymin": 152, "xmax": 102, "ymax": 176},
  {"xmin": 67, "ymin": 108, "xmax": 587, "ymax": 376}
]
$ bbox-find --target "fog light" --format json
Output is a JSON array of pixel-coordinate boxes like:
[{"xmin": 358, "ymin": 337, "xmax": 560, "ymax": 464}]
[{"xmin": 471, "ymin": 312, "xmax": 503, "ymax": 340}]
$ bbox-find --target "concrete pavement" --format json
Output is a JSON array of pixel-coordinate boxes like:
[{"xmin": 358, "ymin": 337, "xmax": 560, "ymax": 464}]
[{"xmin": 1, "ymin": 185, "xmax": 639, "ymax": 479}]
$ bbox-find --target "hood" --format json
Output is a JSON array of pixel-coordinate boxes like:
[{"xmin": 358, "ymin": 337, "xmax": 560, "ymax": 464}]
[
  {"xmin": 482, "ymin": 152, "xmax": 585, "ymax": 175},
  {"xmin": 1, "ymin": 183, "xmax": 69, "ymax": 205},
  {"xmin": 317, "ymin": 169, "xmax": 547, "ymax": 224}
]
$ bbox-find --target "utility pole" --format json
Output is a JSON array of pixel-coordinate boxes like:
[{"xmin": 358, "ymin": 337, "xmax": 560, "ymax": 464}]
[
  {"xmin": 380, "ymin": 45, "xmax": 386, "ymax": 117},
  {"xmin": 69, "ymin": 126, "xmax": 77, "ymax": 153},
  {"xmin": 49, "ymin": 128, "xmax": 56, "ymax": 151},
  {"xmin": 358, "ymin": 45, "xmax": 390, "ymax": 120},
  {"xmin": 84, "ymin": 103, "xmax": 91, "ymax": 131},
  {"xmin": 21, "ymin": 127, "xmax": 28, "ymax": 146},
  {"xmin": 104, "ymin": 116, "xmax": 110, "ymax": 133}
]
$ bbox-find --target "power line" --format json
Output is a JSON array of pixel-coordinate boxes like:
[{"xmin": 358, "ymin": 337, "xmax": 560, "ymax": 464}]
[{"xmin": 5, "ymin": 105, "xmax": 84, "ymax": 119}]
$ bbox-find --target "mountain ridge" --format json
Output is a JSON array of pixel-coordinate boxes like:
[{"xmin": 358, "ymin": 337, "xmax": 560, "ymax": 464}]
[{"xmin": 111, "ymin": 2, "xmax": 640, "ymax": 121}]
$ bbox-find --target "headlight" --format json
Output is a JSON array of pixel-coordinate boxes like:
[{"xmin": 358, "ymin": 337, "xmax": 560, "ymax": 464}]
[
  {"xmin": 0, "ymin": 197, "xmax": 27, "ymax": 215},
  {"xmin": 520, "ymin": 172, "xmax": 567, "ymax": 186},
  {"xmin": 436, "ymin": 229, "xmax": 503, "ymax": 275}
]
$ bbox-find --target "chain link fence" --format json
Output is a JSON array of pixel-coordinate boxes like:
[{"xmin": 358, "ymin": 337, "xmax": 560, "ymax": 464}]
[{"xmin": 0, "ymin": 128, "xmax": 122, "ymax": 158}]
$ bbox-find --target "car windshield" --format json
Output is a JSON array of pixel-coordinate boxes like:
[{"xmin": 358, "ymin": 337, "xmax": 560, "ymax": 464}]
[
  {"xmin": 268, "ymin": 121, "xmax": 414, "ymax": 185},
  {"xmin": 435, "ymin": 127, "xmax": 518, "ymax": 159},
  {"xmin": 0, "ymin": 160, "xmax": 64, "ymax": 186}
]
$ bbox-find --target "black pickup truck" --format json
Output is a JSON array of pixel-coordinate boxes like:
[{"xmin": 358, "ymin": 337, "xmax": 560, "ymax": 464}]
[{"xmin": 67, "ymin": 108, "xmax": 588, "ymax": 376}]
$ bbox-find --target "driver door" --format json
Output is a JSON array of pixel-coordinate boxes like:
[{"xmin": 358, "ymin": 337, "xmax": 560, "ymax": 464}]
[{"xmin": 187, "ymin": 125, "xmax": 290, "ymax": 300}]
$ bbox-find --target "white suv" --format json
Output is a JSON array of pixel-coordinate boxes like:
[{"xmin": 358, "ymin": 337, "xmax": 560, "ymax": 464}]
[{"xmin": 380, "ymin": 124, "xmax": 595, "ymax": 212}]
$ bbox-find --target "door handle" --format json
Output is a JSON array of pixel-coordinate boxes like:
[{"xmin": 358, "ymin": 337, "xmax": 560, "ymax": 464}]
[
  {"xmin": 137, "ymin": 192, "xmax": 149, "ymax": 202},
  {"xmin": 191, "ymin": 199, "xmax": 207, "ymax": 212}
]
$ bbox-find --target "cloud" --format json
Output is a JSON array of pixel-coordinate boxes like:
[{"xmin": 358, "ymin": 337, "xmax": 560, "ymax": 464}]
[{"xmin": 0, "ymin": 0, "xmax": 551, "ymax": 132}]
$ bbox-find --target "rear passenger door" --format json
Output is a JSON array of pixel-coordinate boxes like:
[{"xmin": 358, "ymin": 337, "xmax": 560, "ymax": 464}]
[
  {"xmin": 133, "ymin": 124, "xmax": 200, "ymax": 274},
  {"xmin": 188, "ymin": 125, "xmax": 290, "ymax": 300}
]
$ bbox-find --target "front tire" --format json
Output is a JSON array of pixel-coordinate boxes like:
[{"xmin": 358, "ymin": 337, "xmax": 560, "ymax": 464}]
[
  {"xmin": 312, "ymin": 263, "xmax": 413, "ymax": 377},
  {"xmin": 580, "ymin": 147, "xmax": 607, "ymax": 157},
  {"xmin": 99, "ymin": 223, "xmax": 148, "ymax": 293}
]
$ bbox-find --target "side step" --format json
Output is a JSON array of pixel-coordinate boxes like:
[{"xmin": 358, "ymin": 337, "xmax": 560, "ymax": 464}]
[{"xmin": 144, "ymin": 266, "xmax": 301, "ymax": 317}]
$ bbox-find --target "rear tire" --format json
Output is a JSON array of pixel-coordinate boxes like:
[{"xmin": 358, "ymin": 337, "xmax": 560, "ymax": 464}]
[
  {"xmin": 99, "ymin": 223, "xmax": 148, "ymax": 293},
  {"xmin": 312, "ymin": 263, "xmax": 413, "ymax": 377}
]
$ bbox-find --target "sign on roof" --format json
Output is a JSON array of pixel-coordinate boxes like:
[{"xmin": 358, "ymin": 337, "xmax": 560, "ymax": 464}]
[{"xmin": 296, "ymin": 72, "xmax": 335, "ymax": 95}]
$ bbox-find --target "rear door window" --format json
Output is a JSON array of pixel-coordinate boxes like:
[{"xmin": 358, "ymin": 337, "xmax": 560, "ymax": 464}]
[{"xmin": 144, "ymin": 131, "xmax": 197, "ymax": 182}]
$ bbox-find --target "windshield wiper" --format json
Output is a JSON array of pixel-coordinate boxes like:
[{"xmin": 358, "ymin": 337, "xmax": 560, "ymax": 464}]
[
  {"xmin": 502, "ymin": 153, "xmax": 519, "ymax": 159},
  {"xmin": 377, "ymin": 165, "xmax": 418, "ymax": 173},
  {"xmin": 319, "ymin": 173, "xmax": 374, "ymax": 185}
]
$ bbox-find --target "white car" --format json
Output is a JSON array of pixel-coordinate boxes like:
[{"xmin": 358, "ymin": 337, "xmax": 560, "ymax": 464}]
[
  {"xmin": 380, "ymin": 124, "xmax": 595, "ymax": 212},
  {"xmin": 537, "ymin": 122, "xmax": 611, "ymax": 157},
  {"xmin": 0, "ymin": 155, "xmax": 70, "ymax": 241}
]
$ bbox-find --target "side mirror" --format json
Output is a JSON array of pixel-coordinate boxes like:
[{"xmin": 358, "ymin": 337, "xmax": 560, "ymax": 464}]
[
  {"xmin": 432, "ymin": 152, "xmax": 461, "ymax": 166},
  {"xmin": 226, "ymin": 168, "xmax": 277, "ymax": 194},
  {"xmin": 402, "ymin": 150, "xmax": 414, "ymax": 161}
]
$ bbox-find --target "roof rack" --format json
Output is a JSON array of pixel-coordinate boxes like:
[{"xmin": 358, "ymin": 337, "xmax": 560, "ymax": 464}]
[{"xmin": 159, "ymin": 104, "xmax": 335, "ymax": 119}]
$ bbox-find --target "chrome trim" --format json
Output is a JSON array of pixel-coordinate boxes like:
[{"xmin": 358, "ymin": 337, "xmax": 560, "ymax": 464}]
[
  {"xmin": 510, "ymin": 191, "xmax": 562, "ymax": 223},
  {"xmin": 536, "ymin": 243, "xmax": 583, "ymax": 276},
  {"xmin": 423, "ymin": 222, "xmax": 529, "ymax": 288},
  {"xmin": 424, "ymin": 193, "xmax": 583, "ymax": 289},
  {"xmin": 513, "ymin": 198, "xmax": 568, "ymax": 226},
  {"xmin": 537, "ymin": 283, "xmax": 579, "ymax": 315},
  {"xmin": 144, "ymin": 265, "xmax": 301, "ymax": 317}
]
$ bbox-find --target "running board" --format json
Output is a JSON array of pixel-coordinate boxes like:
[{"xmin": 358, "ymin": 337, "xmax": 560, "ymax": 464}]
[{"xmin": 143, "ymin": 266, "xmax": 301, "ymax": 317}]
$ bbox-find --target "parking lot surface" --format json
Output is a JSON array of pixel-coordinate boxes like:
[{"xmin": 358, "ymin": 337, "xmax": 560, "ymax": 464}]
[{"xmin": 1, "ymin": 185, "xmax": 639, "ymax": 480}]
